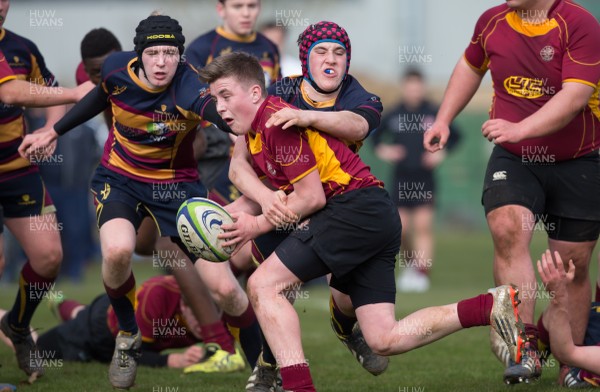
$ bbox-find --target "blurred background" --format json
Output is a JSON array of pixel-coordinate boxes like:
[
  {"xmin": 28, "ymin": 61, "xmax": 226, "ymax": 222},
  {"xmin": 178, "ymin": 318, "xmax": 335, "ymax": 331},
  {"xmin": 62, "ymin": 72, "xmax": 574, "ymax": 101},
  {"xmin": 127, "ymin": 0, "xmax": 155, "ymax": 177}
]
[
  {"xmin": 6, "ymin": 0, "xmax": 600, "ymax": 230},
  {"xmin": 1, "ymin": 0, "xmax": 599, "ymax": 284}
]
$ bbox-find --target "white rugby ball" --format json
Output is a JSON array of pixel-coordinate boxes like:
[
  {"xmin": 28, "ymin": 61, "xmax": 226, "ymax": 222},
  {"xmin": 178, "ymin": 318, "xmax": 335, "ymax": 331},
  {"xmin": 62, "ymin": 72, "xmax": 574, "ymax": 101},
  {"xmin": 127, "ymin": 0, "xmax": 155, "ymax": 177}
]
[{"xmin": 176, "ymin": 197, "xmax": 235, "ymax": 262}]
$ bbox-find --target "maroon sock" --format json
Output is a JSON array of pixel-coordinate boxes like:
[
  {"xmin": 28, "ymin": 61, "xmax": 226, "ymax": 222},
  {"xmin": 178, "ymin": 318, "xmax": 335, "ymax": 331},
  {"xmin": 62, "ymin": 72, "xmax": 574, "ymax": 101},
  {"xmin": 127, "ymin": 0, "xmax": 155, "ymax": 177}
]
[
  {"xmin": 536, "ymin": 315, "xmax": 550, "ymax": 348},
  {"xmin": 457, "ymin": 293, "xmax": 493, "ymax": 328},
  {"xmin": 58, "ymin": 300, "xmax": 82, "ymax": 322},
  {"xmin": 525, "ymin": 323, "xmax": 539, "ymax": 351},
  {"xmin": 222, "ymin": 303, "xmax": 256, "ymax": 329},
  {"xmin": 200, "ymin": 320, "xmax": 235, "ymax": 353},
  {"xmin": 596, "ymin": 282, "xmax": 600, "ymax": 302},
  {"xmin": 280, "ymin": 363, "xmax": 316, "ymax": 392}
]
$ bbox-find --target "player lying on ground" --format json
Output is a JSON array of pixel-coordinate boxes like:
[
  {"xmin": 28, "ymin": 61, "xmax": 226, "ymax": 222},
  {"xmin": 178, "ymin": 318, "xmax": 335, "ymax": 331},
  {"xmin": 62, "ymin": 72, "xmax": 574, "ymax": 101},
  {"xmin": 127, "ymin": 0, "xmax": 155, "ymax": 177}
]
[
  {"xmin": 0, "ymin": 275, "xmax": 208, "ymax": 369},
  {"xmin": 537, "ymin": 250, "xmax": 600, "ymax": 386},
  {"xmin": 200, "ymin": 51, "xmax": 528, "ymax": 392}
]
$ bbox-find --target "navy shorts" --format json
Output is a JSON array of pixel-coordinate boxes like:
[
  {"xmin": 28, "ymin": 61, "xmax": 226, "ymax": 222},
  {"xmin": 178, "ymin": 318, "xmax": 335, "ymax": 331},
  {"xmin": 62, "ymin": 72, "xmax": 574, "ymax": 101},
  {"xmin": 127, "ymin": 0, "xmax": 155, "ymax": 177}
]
[
  {"xmin": 274, "ymin": 187, "xmax": 402, "ymax": 308},
  {"xmin": 90, "ymin": 165, "xmax": 207, "ymax": 237},
  {"xmin": 0, "ymin": 169, "xmax": 55, "ymax": 234},
  {"xmin": 482, "ymin": 146, "xmax": 600, "ymax": 242}
]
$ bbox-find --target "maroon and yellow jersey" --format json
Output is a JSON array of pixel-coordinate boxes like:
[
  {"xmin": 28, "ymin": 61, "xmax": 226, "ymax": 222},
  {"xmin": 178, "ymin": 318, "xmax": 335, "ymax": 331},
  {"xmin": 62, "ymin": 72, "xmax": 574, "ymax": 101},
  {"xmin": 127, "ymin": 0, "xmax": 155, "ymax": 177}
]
[
  {"xmin": 246, "ymin": 96, "xmax": 383, "ymax": 198},
  {"xmin": 464, "ymin": 0, "xmax": 600, "ymax": 161},
  {"xmin": 107, "ymin": 276, "xmax": 200, "ymax": 352},
  {"xmin": 0, "ymin": 29, "xmax": 56, "ymax": 180},
  {"xmin": 99, "ymin": 51, "xmax": 216, "ymax": 183}
]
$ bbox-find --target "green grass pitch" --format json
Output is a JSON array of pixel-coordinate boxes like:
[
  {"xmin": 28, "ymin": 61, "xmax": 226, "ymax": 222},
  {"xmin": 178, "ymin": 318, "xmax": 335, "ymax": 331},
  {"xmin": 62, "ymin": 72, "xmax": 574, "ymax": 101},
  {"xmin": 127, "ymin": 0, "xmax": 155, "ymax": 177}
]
[{"xmin": 0, "ymin": 230, "xmax": 597, "ymax": 391}]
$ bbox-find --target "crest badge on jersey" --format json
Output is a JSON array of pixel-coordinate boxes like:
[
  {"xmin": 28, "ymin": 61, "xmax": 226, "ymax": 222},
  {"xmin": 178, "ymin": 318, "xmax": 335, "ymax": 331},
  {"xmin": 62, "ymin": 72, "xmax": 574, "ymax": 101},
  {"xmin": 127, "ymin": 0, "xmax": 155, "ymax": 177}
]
[{"xmin": 540, "ymin": 46, "xmax": 554, "ymax": 62}]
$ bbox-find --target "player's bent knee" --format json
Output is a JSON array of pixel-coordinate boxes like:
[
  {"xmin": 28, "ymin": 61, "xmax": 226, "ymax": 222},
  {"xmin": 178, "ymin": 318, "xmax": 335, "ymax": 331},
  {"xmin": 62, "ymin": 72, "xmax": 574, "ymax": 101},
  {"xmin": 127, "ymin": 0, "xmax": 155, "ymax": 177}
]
[
  {"xmin": 210, "ymin": 278, "xmax": 243, "ymax": 312},
  {"xmin": 365, "ymin": 335, "xmax": 395, "ymax": 356},
  {"xmin": 246, "ymin": 272, "xmax": 268, "ymax": 305},
  {"xmin": 30, "ymin": 244, "xmax": 62, "ymax": 277},
  {"xmin": 103, "ymin": 246, "xmax": 134, "ymax": 268}
]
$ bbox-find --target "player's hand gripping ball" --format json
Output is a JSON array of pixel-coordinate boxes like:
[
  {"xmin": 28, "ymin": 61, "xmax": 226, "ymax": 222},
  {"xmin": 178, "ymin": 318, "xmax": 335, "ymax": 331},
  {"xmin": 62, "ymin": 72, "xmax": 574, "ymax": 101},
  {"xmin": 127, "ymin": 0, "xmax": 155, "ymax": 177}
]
[{"xmin": 176, "ymin": 197, "xmax": 236, "ymax": 262}]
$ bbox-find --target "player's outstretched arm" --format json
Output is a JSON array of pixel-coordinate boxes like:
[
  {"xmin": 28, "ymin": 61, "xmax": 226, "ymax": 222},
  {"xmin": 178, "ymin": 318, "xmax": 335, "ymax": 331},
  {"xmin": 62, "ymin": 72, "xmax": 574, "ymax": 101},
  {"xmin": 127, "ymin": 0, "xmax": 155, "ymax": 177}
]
[
  {"xmin": 537, "ymin": 250, "xmax": 600, "ymax": 374},
  {"xmin": 265, "ymin": 107, "xmax": 369, "ymax": 142},
  {"xmin": 0, "ymin": 79, "xmax": 93, "ymax": 107},
  {"xmin": 424, "ymin": 57, "xmax": 484, "ymax": 152},
  {"xmin": 19, "ymin": 84, "xmax": 109, "ymax": 159}
]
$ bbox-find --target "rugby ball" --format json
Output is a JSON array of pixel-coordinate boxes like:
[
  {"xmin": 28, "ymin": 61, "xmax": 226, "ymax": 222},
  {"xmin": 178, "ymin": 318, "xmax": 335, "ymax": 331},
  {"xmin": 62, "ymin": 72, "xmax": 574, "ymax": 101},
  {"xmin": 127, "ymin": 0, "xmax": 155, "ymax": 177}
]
[{"xmin": 176, "ymin": 197, "xmax": 235, "ymax": 262}]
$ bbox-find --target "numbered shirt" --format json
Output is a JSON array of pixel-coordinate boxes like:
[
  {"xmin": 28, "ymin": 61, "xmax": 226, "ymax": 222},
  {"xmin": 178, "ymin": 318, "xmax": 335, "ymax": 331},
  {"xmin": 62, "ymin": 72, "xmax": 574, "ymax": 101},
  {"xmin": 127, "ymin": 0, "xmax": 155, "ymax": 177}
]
[{"xmin": 464, "ymin": 0, "xmax": 600, "ymax": 161}]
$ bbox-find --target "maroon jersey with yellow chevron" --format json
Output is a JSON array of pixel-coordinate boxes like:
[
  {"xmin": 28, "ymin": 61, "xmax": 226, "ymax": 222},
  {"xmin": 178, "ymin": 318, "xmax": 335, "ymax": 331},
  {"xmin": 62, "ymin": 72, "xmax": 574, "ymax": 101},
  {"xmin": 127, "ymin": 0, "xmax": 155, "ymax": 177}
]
[
  {"xmin": 107, "ymin": 275, "xmax": 199, "ymax": 352},
  {"xmin": 246, "ymin": 96, "xmax": 382, "ymax": 198},
  {"xmin": 464, "ymin": 0, "xmax": 600, "ymax": 161},
  {"xmin": 0, "ymin": 29, "xmax": 56, "ymax": 180}
]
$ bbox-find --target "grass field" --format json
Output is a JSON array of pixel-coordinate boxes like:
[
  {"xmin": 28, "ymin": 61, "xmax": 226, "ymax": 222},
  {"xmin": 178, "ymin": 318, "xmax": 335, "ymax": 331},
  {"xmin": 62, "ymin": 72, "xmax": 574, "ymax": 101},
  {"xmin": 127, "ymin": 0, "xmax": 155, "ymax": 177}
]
[{"xmin": 0, "ymin": 230, "xmax": 598, "ymax": 392}]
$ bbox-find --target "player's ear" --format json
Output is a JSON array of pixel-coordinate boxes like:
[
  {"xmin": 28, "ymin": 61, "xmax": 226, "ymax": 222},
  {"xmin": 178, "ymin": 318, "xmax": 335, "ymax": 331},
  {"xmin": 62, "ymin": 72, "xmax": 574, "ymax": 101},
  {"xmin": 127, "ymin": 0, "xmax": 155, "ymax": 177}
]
[
  {"xmin": 216, "ymin": 1, "xmax": 225, "ymax": 18},
  {"xmin": 251, "ymin": 85, "xmax": 262, "ymax": 103}
]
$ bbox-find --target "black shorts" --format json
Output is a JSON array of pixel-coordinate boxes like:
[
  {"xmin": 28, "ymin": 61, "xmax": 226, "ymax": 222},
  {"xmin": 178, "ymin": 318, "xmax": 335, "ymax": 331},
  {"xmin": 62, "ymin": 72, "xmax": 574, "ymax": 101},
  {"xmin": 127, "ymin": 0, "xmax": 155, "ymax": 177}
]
[
  {"xmin": 274, "ymin": 187, "xmax": 402, "ymax": 308},
  {"xmin": 482, "ymin": 146, "xmax": 600, "ymax": 242},
  {"xmin": 0, "ymin": 169, "xmax": 56, "ymax": 234},
  {"xmin": 90, "ymin": 165, "xmax": 207, "ymax": 237},
  {"xmin": 392, "ymin": 169, "xmax": 435, "ymax": 208},
  {"xmin": 37, "ymin": 295, "xmax": 114, "ymax": 362},
  {"xmin": 251, "ymin": 228, "xmax": 294, "ymax": 264}
]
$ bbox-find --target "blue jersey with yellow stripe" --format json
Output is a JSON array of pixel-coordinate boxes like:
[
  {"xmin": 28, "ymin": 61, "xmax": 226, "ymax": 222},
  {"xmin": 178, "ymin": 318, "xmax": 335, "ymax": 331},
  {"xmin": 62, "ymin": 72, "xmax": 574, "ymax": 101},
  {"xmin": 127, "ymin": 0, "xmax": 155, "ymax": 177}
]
[
  {"xmin": 185, "ymin": 27, "xmax": 281, "ymax": 88},
  {"xmin": 268, "ymin": 75, "xmax": 383, "ymax": 152},
  {"xmin": 0, "ymin": 28, "xmax": 57, "ymax": 180},
  {"xmin": 99, "ymin": 51, "xmax": 214, "ymax": 183}
]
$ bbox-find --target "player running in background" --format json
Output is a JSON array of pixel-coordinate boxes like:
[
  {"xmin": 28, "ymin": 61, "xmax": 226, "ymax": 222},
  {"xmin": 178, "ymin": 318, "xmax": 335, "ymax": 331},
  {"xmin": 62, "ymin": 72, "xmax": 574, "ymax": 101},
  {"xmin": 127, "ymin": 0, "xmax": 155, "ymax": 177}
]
[
  {"xmin": 18, "ymin": 14, "xmax": 250, "ymax": 389},
  {"xmin": 227, "ymin": 21, "xmax": 388, "ymax": 391},
  {"xmin": 200, "ymin": 51, "xmax": 528, "ymax": 392},
  {"xmin": 424, "ymin": 0, "xmax": 600, "ymax": 384},
  {"xmin": 0, "ymin": 0, "xmax": 95, "ymax": 380},
  {"xmin": 373, "ymin": 68, "xmax": 460, "ymax": 293}
]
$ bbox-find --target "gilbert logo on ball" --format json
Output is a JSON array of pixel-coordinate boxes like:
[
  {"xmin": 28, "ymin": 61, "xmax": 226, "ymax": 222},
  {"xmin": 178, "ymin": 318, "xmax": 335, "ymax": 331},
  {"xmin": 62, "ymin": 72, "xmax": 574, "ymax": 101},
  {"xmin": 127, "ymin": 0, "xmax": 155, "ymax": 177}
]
[{"xmin": 176, "ymin": 197, "xmax": 235, "ymax": 262}]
